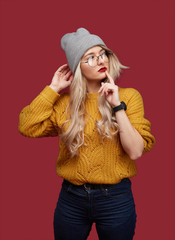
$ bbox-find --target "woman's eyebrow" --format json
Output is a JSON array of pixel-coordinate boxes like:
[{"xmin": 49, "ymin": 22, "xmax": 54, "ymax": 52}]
[{"xmin": 84, "ymin": 49, "xmax": 104, "ymax": 58}]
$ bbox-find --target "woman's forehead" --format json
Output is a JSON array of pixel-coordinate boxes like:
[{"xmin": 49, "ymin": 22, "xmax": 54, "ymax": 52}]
[{"xmin": 83, "ymin": 46, "xmax": 103, "ymax": 58}]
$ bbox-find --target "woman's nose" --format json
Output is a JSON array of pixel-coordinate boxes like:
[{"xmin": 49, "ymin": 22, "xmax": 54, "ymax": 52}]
[{"xmin": 97, "ymin": 56, "xmax": 104, "ymax": 65}]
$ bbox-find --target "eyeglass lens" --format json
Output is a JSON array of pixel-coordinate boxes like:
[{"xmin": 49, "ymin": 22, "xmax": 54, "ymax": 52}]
[{"xmin": 88, "ymin": 52, "xmax": 108, "ymax": 67}]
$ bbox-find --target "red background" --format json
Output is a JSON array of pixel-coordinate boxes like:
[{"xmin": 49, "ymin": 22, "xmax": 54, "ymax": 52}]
[{"xmin": 0, "ymin": 0, "xmax": 174, "ymax": 239}]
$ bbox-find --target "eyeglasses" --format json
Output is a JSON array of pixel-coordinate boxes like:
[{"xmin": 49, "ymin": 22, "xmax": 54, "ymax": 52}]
[{"xmin": 81, "ymin": 51, "xmax": 109, "ymax": 67}]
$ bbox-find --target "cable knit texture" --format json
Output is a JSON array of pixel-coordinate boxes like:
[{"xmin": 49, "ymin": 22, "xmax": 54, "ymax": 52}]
[{"xmin": 18, "ymin": 86, "xmax": 155, "ymax": 185}]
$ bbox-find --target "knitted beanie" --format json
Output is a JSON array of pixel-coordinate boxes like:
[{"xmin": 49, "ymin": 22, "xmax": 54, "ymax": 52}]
[{"xmin": 61, "ymin": 28, "xmax": 106, "ymax": 73}]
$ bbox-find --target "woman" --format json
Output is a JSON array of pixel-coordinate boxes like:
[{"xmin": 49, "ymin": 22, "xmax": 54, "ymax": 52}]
[{"xmin": 18, "ymin": 28, "xmax": 155, "ymax": 240}]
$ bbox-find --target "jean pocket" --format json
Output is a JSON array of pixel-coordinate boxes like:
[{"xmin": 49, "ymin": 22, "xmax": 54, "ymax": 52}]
[
  {"xmin": 62, "ymin": 182, "xmax": 87, "ymax": 198},
  {"xmin": 106, "ymin": 189, "xmax": 131, "ymax": 199},
  {"xmin": 62, "ymin": 181, "xmax": 72, "ymax": 193},
  {"xmin": 105, "ymin": 181, "xmax": 132, "ymax": 199},
  {"xmin": 103, "ymin": 179, "xmax": 131, "ymax": 198}
]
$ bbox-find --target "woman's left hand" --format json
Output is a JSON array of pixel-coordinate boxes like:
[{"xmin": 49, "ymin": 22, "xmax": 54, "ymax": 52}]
[{"xmin": 98, "ymin": 71, "xmax": 120, "ymax": 107}]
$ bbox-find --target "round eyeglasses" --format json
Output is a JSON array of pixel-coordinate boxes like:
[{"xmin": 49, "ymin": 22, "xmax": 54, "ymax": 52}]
[{"xmin": 81, "ymin": 51, "xmax": 109, "ymax": 67}]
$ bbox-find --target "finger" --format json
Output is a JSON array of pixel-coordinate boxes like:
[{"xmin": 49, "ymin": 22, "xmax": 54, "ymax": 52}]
[
  {"xmin": 99, "ymin": 84, "xmax": 104, "ymax": 95},
  {"xmin": 69, "ymin": 74, "xmax": 74, "ymax": 81},
  {"xmin": 99, "ymin": 83, "xmax": 110, "ymax": 95},
  {"xmin": 101, "ymin": 85, "xmax": 108, "ymax": 96},
  {"xmin": 62, "ymin": 68, "xmax": 71, "ymax": 75},
  {"xmin": 65, "ymin": 79, "xmax": 72, "ymax": 88},
  {"xmin": 98, "ymin": 82, "xmax": 105, "ymax": 93},
  {"xmin": 105, "ymin": 71, "xmax": 114, "ymax": 84},
  {"xmin": 98, "ymin": 85, "xmax": 104, "ymax": 93},
  {"xmin": 61, "ymin": 66, "xmax": 70, "ymax": 74},
  {"xmin": 65, "ymin": 70, "xmax": 73, "ymax": 80},
  {"xmin": 98, "ymin": 87, "xmax": 102, "ymax": 93},
  {"xmin": 103, "ymin": 85, "xmax": 109, "ymax": 95},
  {"xmin": 102, "ymin": 84, "xmax": 113, "ymax": 96},
  {"xmin": 56, "ymin": 64, "xmax": 69, "ymax": 73},
  {"xmin": 105, "ymin": 72, "xmax": 114, "ymax": 84}
]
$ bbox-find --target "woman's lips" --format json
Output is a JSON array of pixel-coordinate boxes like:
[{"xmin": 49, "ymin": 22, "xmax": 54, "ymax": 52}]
[{"xmin": 98, "ymin": 67, "xmax": 107, "ymax": 72}]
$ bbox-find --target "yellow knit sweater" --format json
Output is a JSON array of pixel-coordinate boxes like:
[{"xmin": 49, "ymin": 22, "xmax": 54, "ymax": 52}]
[{"xmin": 18, "ymin": 86, "xmax": 155, "ymax": 185}]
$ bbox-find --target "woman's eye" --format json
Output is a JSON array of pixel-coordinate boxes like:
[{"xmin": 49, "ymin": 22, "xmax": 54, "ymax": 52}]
[
  {"xmin": 101, "ymin": 52, "xmax": 106, "ymax": 57},
  {"xmin": 89, "ymin": 56, "xmax": 94, "ymax": 60}
]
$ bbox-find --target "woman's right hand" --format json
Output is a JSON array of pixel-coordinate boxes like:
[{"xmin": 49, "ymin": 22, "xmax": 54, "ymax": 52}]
[{"xmin": 49, "ymin": 64, "xmax": 73, "ymax": 93}]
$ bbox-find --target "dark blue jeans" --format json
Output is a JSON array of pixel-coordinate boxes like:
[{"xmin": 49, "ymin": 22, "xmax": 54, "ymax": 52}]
[{"xmin": 53, "ymin": 178, "xmax": 137, "ymax": 240}]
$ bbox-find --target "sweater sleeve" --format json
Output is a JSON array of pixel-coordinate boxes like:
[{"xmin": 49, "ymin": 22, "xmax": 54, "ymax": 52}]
[
  {"xmin": 18, "ymin": 86, "xmax": 62, "ymax": 138},
  {"xmin": 125, "ymin": 88, "xmax": 156, "ymax": 153}
]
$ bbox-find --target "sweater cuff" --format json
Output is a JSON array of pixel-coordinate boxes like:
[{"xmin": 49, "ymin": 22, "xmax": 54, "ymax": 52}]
[{"xmin": 40, "ymin": 86, "xmax": 60, "ymax": 104}]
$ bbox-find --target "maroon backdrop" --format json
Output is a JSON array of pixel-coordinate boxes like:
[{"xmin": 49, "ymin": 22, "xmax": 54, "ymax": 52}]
[{"xmin": 0, "ymin": 0, "xmax": 174, "ymax": 239}]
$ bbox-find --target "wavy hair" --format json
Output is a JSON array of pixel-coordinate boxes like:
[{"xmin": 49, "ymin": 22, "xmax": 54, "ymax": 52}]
[{"xmin": 60, "ymin": 45, "xmax": 129, "ymax": 157}]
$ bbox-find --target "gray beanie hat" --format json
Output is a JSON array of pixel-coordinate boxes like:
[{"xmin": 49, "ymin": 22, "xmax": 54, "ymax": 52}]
[{"xmin": 61, "ymin": 28, "xmax": 106, "ymax": 73}]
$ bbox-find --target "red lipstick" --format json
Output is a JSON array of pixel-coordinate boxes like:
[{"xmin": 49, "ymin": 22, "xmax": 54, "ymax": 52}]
[{"xmin": 98, "ymin": 67, "xmax": 107, "ymax": 72}]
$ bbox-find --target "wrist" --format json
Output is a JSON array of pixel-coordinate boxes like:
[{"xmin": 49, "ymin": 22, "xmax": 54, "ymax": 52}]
[
  {"xmin": 113, "ymin": 101, "xmax": 127, "ymax": 112},
  {"xmin": 112, "ymin": 101, "xmax": 121, "ymax": 107},
  {"xmin": 49, "ymin": 84, "xmax": 61, "ymax": 93}
]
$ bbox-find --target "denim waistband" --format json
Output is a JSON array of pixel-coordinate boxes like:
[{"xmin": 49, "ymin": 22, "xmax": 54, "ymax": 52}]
[{"xmin": 63, "ymin": 178, "xmax": 130, "ymax": 190}]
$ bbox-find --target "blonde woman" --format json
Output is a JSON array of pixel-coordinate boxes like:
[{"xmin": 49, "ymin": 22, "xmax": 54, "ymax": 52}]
[{"xmin": 18, "ymin": 28, "xmax": 155, "ymax": 240}]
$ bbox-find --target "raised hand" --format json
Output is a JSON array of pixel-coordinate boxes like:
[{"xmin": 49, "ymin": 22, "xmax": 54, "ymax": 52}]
[
  {"xmin": 49, "ymin": 64, "xmax": 73, "ymax": 93},
  {"xmin": 98, "ymin": 71, "xmax": 121, "ymax": 107}
]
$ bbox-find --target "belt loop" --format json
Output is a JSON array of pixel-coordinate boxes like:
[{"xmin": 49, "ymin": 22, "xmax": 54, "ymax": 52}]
[
  {"xmin": 62, "ymin": 179, "xmax": 72, "ymax": 192},
  {"xmin": 84, "ymin": 183, "xmax": 90, "ymax": 191},
  {"xmin": 102, "ymin": 184, "xmax": 109, "ymax": 193},
  {"xmin": 83, "ymin": 183, "xmax": 90, "ymax": 201}
]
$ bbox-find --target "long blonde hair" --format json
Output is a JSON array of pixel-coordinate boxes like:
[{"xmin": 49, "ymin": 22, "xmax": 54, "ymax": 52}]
[{"xmin": 60, "ymin": 45, "xmax": 129, "ymax": 157}]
